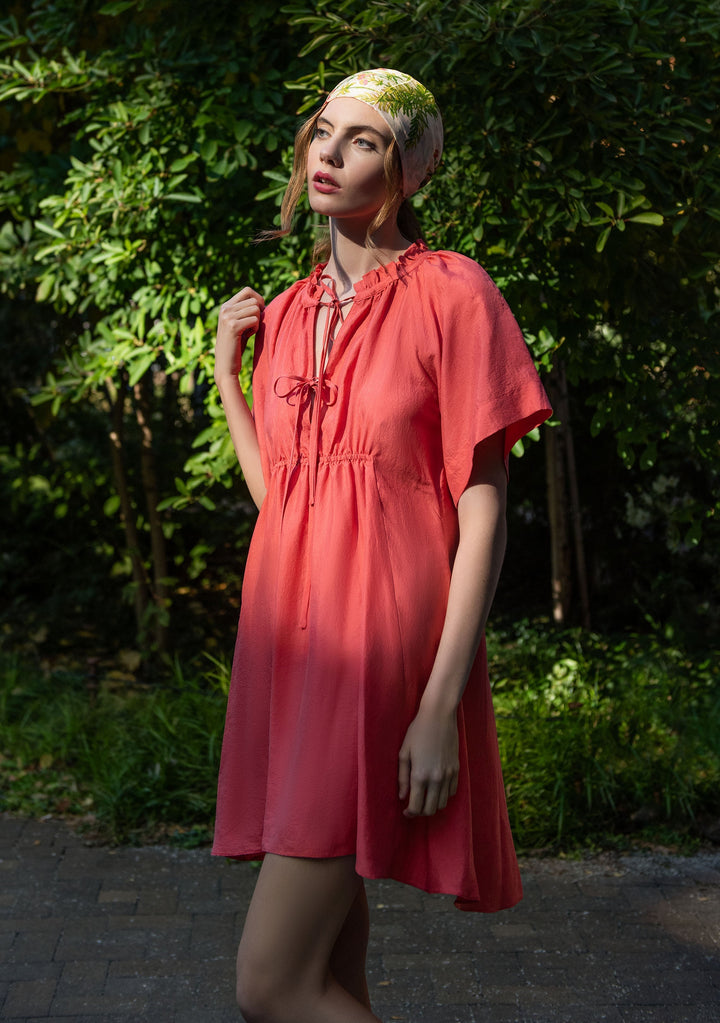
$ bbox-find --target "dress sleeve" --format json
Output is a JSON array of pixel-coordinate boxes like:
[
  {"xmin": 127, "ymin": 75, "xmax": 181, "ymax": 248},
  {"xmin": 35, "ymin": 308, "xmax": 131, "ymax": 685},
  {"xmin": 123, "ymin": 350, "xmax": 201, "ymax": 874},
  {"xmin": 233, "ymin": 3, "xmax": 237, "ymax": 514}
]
[{"xmin": 437, "ymin": 259, "xmax": 552, "ymax": 505}]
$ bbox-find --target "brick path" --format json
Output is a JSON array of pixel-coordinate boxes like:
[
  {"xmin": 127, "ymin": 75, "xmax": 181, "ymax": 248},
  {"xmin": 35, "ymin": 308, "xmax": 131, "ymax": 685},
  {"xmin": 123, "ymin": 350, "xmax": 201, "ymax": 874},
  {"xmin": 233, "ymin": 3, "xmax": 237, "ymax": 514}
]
[{"xmin": 1, "ymin": 814, "xmax": 719, "ymax": 1022}]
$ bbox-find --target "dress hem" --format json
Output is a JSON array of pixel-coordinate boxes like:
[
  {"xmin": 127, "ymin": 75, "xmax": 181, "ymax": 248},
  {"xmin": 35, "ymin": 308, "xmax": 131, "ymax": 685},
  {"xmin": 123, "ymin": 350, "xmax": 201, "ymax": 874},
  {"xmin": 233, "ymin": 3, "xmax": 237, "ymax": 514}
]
[{"xmin": 210, "ymin": 844, "xmax": 522, "ymax": 914}]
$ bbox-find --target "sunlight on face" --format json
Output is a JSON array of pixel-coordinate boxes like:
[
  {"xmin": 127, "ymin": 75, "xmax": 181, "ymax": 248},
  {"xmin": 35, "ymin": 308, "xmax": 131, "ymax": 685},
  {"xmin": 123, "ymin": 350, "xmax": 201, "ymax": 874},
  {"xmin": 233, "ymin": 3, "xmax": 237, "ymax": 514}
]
[{"xmin": 307, "ymin": 97, "xmax": 393, "ymax": 223}]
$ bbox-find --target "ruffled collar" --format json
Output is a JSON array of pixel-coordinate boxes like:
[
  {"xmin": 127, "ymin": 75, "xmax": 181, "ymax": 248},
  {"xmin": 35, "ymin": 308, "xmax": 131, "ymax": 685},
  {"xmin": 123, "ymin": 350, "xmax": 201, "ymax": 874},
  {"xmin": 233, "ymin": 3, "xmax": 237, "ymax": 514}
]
[{"xmin": 300, "ymin": 238, "xmax": 429, "ymax": 306}]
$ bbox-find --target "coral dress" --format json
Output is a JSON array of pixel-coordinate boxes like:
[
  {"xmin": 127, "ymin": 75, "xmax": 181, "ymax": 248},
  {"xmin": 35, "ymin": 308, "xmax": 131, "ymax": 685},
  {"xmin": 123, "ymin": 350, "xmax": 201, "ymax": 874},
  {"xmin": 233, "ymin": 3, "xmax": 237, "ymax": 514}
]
[{"xmin": 213, "ymin": 241, "xmax": 551, "ymax": 911}]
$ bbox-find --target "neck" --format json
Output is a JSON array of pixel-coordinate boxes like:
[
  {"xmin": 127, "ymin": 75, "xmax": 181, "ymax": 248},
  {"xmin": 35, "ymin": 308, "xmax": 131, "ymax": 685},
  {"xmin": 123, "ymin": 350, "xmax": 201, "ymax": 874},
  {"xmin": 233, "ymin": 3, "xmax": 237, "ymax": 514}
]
[{"xmin": 324, "ymin": 217, "xmax": 412, "ymax": 296}]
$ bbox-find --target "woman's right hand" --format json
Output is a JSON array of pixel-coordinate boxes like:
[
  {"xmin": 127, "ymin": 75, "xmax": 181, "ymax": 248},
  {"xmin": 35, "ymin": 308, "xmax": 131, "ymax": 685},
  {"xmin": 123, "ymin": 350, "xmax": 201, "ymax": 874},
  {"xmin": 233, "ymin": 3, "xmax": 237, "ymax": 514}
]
[{"xmin": 214, "ymin": 287, "xmax": 265, "ymax": 382}]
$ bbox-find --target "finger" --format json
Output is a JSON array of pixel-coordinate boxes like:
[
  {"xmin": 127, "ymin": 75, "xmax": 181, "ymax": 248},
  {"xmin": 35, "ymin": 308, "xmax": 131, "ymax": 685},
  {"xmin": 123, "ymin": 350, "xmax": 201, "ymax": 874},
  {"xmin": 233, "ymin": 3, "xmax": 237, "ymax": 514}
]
[
  {"xmin": 229, "ymin": 286, "xmax": 265, "ymax": 307},
  {"xmin": 233, "ymin": 299, "xmax": 264, "ymax": 322},
  {"xmin": 220, "ymin": 297, "xmax": 261, "ymax": 324},
  {"xmin": 405, "ymin": 774, "xmax": 435, "ymax": 818},
  {"xmin": 398, "ymin": 749, "xmax": 410, "ymax": 801},
  {"xmin": 420, "ymin": 779, "xmax": 441, "ymax": 817},
  {"xmin": 218, "ymin": 296, "xmax": 263, "ymax": 333},
  {"xmin": 234, "ymin": 308, "xmax": 261, "ymax": 333},
  {"xmin": 436, "ymin": 778, "xmax": 451, "ymax": 812},
  {"xmin": 217, "ymin": 305, "xmax": 262, "ymax": 340},
  {"xmin": 421, "ymin": 785, "xmax": 437, "ymax": 818},
  {"xmin": 403, "ymin": 772, "xmax": 425, "ymax": 817}
]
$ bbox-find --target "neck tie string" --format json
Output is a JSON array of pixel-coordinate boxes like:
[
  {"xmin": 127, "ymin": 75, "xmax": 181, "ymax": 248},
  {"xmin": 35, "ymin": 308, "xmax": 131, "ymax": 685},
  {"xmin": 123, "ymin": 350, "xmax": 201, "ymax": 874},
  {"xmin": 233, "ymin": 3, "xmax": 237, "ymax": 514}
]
[{"xmin": 272, "ymin": 275, "xmax": 350, "ymax": 509}]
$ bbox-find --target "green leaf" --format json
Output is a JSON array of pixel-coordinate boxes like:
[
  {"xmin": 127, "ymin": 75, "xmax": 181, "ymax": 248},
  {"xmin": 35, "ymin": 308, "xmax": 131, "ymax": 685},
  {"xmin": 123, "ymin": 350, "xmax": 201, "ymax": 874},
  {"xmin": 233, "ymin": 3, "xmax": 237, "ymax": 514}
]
[
  {"xmin": 35, "ymin": 276, "xmax": 54, "ymax": 302},
  {"xmin": 199, "ymin": 139, "xmax": 218, "ymax": 161},
  {"xmin": 127, "ymin": 350, "xmax": 156, "ymax": 386},
  {"xmin": 511, "ymin": 438, "xmax": 525, "ymax": 458},
  {"xmin": 99, "ymin": 1, "xmax": 138, "ymax": 13},
  {"xmin": 169, "ymin": 154, "xmax": 198, "ymax": 173},
  {"xmin": 595, "ymin": 226, "xmax": 612, "ymax": 252},
  {"xmin": 103, "ymin": 494, "xmax": 121, "ymax": 516},
  {"xmin": 164, "ymin": 192, "xmax": 202, "ymax": 203},
  {"xmin": 35, "ymin": 221, "xmax": 66, "ymax": 240},
  {"xmin": 627, "ymin": 212, "xmax": 664, "ymax": 226}
]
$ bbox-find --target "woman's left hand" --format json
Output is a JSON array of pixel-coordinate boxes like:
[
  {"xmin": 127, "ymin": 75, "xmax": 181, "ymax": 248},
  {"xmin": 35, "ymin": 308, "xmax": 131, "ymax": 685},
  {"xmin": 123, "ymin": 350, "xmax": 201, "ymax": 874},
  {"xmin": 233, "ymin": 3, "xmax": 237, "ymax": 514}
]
[{"xmin": 398, "ymin": 702, "xmax": 459, "ymax": 817}]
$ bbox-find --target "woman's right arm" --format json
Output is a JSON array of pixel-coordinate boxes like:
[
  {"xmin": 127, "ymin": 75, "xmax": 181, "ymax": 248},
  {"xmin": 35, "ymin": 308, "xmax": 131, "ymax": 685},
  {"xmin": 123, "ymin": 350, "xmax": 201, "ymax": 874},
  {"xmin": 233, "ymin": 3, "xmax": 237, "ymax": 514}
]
[{"xmin": 214, "ymin": 287, "xmax": 267, "ymax": 510}]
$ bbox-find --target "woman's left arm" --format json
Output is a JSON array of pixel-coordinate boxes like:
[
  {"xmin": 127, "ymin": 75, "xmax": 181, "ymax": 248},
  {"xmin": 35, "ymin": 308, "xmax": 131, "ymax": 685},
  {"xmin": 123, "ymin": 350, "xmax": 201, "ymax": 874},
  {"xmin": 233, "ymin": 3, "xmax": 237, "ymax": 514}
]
[{"xmin": 398, "ymin": 428, "xmax": 507, "ymax": 818}]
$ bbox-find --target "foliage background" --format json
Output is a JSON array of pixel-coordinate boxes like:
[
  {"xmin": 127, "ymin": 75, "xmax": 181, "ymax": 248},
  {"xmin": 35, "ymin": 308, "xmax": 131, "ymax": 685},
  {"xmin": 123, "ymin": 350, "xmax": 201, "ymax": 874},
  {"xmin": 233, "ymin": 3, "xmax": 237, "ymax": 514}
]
[{"xmin": 1, "ymin": 0, "xmax": 718, "ymax": 846}]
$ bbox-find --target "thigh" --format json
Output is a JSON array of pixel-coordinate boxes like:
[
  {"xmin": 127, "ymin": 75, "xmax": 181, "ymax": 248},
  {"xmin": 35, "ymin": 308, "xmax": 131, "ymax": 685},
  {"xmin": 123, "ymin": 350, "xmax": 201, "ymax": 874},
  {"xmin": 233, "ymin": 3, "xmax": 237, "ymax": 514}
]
[{"xmin": 238, "ymin": 853, "xmax": 364, "ymax": 987}]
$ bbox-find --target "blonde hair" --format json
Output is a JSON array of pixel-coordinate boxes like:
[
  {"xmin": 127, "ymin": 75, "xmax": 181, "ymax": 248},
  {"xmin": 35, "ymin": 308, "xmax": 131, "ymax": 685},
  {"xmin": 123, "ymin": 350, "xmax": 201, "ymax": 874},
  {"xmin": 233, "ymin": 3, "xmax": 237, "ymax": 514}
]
[{"xmin": 259, "ymin": 112, "xmax": 422, "ymax": 261}]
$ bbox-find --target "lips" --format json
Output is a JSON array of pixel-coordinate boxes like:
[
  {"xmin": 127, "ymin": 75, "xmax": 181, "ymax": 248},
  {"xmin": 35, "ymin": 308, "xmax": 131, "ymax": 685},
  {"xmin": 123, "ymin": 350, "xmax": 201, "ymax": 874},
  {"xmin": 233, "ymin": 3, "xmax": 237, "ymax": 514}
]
[{"xmin": 312, "ymin": 170, "xmax": 340, "ymax": 193}]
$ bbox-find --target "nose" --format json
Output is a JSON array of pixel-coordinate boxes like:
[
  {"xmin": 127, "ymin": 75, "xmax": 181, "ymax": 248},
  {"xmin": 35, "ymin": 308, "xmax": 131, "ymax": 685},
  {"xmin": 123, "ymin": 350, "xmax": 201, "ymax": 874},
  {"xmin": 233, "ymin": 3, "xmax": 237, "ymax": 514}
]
[{"xmin": 319, "ymin": 139, "xmax": 342, "ymax": 167}]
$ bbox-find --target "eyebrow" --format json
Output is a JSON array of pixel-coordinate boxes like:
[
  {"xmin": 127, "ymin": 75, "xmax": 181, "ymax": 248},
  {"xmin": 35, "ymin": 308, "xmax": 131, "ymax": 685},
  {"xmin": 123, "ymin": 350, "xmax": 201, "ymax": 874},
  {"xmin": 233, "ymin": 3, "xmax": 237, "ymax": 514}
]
[{"xmin": 316, "ymin": 115, "xmax": 390, "ymax": 140}]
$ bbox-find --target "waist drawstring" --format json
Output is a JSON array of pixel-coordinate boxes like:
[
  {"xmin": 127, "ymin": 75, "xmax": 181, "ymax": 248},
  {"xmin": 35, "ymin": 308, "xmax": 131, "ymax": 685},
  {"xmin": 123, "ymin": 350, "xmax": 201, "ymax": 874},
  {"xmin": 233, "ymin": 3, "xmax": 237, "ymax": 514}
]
[{"xmin": 272, "ymin": 373, "xmax": 338, "ymax": 509}]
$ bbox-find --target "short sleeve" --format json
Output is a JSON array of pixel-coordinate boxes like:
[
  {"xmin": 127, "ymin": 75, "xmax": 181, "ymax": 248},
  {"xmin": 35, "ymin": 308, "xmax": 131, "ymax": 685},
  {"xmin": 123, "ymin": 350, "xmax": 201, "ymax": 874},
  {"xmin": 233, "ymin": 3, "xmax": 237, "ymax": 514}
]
[{"xmin": 437, "ymin": 258, "xmax": 552, "ymax": 505}]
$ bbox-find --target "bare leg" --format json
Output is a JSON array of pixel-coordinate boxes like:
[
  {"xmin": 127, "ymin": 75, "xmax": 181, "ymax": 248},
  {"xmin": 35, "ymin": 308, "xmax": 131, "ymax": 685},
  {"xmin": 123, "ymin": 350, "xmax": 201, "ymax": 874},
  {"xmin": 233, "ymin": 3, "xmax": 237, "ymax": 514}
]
[
  {"xmin": 236, "ymin": 853, "xmax": 381, "ymax": 1023},
  {"xmin": 330, "ymin": 880, "xmax": 372, "ymax": 1009}
]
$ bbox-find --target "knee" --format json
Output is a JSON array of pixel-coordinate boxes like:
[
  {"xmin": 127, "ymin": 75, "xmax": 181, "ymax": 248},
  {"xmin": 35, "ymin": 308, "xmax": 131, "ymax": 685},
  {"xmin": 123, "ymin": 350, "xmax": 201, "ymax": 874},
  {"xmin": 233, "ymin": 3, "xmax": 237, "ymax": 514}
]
[{"xmin": 236, "ymin": 956, "xmax": 282, "ymax": 1023}]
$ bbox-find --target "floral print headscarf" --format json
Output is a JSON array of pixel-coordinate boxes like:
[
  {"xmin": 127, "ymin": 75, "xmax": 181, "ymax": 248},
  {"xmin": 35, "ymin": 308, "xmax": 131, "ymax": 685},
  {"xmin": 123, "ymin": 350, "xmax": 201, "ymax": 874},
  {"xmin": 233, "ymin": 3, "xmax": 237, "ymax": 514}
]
[{"xmin": 323, "ymin": 68, "xmax": 443, "ymax": 198}]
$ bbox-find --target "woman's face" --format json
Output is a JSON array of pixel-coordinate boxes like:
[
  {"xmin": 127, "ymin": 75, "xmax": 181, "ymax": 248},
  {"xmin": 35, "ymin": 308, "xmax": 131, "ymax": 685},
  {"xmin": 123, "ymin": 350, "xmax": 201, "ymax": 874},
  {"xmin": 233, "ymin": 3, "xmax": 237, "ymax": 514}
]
[{"xmin": 306, "ymin": 97, "xmax": 393, "ymax": 223}]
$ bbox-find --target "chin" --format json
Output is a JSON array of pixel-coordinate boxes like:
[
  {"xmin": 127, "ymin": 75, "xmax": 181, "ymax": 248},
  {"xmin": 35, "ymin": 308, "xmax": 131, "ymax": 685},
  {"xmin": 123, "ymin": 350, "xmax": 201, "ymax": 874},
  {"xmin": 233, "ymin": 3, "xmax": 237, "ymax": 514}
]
[{"xmin": 308, "ymin": 193, "xmax": 336, "ymax": 215}]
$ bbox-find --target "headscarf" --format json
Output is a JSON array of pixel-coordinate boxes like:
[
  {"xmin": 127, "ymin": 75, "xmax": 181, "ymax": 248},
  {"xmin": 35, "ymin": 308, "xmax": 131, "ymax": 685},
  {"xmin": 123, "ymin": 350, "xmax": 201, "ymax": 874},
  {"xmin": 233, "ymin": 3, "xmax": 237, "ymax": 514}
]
[{"xmin": 323, "ymin": 68, "xmax": 443, "ymax": 198}]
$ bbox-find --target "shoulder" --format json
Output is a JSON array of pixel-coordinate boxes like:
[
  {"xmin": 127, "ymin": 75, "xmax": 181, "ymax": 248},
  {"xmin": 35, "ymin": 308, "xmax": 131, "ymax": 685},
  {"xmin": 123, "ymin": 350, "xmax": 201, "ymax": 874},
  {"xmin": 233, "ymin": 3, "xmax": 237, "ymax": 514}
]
[
  {"xmin": 256, "ymin": 275, "xmax": 315, "ymax": 349},
  {"xmin": 417, "ymin": 247, "xmax": 491, "ymax": 280},
  {"xmin": 264, "ymin": 276, "xmax": 309, "ymax": 318},
  {"xmin": 414, "ymin": 248, "xmax": 504, "ymax": 303},
  {"xmin": 413, "ymin": 248, "xmax": 517, "ymax": 329}
]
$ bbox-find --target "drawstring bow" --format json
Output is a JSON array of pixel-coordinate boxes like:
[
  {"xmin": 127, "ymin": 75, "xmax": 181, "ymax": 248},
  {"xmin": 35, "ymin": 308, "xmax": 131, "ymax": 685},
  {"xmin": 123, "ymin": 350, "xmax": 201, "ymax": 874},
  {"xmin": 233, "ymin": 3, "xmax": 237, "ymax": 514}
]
[{"xmin": 272, "ymin": 275, "xmax": 352, "ymax": 510}]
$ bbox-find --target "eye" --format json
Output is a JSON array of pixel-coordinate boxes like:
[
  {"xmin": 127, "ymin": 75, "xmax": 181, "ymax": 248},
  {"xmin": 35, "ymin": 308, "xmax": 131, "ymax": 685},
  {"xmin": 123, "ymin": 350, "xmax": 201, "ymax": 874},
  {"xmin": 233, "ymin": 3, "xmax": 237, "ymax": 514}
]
[
  {"xmin": 354, "ymin": 136, "xmax": 376, "ymax": 150},
  {"xmin": 313, "ymin": 126, "xmax": 330, "ymax": 140}
]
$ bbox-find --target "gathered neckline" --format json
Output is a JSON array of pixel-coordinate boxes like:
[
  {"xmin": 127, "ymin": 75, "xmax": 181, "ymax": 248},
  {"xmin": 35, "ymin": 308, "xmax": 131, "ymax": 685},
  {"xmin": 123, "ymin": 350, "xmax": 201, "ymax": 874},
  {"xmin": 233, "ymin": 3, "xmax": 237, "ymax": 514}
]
[{"xmin": 301, "ymin": 239, "xmax": 429, "ymax": 306}]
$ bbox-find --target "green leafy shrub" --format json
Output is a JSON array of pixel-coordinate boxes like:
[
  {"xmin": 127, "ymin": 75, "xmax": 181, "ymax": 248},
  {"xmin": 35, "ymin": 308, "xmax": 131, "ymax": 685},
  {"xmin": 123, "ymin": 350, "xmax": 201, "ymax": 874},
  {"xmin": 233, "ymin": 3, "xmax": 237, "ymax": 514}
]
[
  {"xmin": 490, "ymin": 626, "xmax": 720, "ymax": 849},
  {"xmin": 0, "ymin": 651, "xmax": 229, "ymax": 843}
]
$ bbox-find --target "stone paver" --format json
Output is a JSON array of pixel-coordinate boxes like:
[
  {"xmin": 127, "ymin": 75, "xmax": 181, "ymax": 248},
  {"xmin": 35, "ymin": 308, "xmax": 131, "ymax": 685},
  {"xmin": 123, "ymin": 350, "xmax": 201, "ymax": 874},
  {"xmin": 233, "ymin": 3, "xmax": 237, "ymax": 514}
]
[{"xmin": 0, "ymin": 814, "xmax": 718, "ymax": 1021}]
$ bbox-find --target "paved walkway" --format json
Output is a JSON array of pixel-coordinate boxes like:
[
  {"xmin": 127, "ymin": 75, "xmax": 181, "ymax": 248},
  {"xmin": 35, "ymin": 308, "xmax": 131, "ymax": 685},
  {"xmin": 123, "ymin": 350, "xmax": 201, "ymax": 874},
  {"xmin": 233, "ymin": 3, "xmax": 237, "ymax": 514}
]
[{"xmin": 1, "ymin": 814, "xmax": 719, "ymax": 1022}]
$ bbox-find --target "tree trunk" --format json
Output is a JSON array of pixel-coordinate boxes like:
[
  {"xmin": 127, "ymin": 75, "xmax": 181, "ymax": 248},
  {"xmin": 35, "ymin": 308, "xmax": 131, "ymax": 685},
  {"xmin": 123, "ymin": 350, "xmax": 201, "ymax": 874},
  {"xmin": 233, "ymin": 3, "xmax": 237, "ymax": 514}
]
[
  {"xmin": 133, "ymin": 372, "xmax": 169, "ymax": 654},
  {"xmin": 545, "ymin": 414, "xmax": 572, "ymax": 624},
  {"xmin": 545, "ymin": 360, "xmax": 591, "ymax": 627},
  {"xmin": 558, "ymin": 365, "xmax": 591, "ymax": 629},
  {"xmin": 107, "ymin": 372, "xmax": 150, "ymax": 636}
]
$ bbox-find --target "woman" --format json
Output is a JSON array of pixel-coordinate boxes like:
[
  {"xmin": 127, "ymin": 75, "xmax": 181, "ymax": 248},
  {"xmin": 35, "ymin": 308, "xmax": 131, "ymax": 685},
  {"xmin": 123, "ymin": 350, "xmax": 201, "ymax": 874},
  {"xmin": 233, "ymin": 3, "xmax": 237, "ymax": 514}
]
[{"xmin": 212, "ymin": 68, "xmax": 551, "ymax": 1022}]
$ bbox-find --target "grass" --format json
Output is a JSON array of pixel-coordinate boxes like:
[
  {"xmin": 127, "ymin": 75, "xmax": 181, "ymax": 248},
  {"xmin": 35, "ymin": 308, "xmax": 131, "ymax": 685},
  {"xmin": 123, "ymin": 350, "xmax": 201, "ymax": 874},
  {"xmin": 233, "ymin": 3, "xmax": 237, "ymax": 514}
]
[
  {"xmin": 0, "ymin": 651, "xmax": 229, "ymax": 845},
  {"xmin": 1, "ymin": 625, "xmax": 719, "ymax": 851},
  {"xmin": 489, "ymin": 623, "xmax": 720, "ymax": 852}
]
